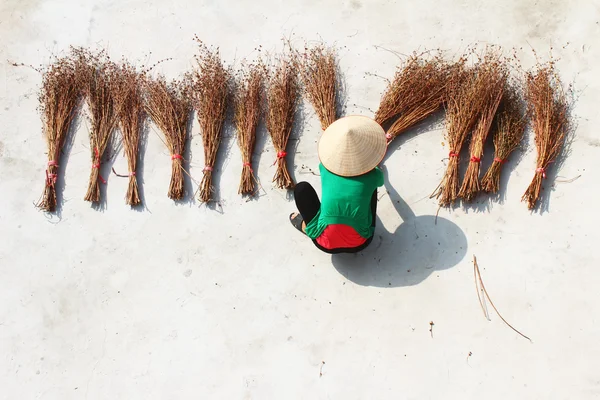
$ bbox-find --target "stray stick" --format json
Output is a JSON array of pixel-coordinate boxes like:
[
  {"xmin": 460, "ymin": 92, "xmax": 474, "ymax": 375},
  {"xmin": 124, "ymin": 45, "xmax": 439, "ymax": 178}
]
[
  {"xmin": 319, "ymin": 361, "xmax": 325, "ymax": 377},
  {"xmin": 429, "ymin": 321, "xmax": 434, "ymax": 338},
  {"xmin": 473, "ymin": 255, "xmax": 532, "ymax": 342}
]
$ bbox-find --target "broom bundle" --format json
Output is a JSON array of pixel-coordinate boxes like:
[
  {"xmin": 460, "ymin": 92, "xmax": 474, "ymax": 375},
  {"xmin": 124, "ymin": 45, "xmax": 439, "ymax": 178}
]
[
  {"xmin": 300, "ymin": 44, "xmax": 337, "ymax": 130},
  {"xmin": 192, "ymin": 40, "xmax": 230, "ymax": 203},
  {"xmin": 374, "ymin": 53, "xmax": 450, "ymax": 143},
  {"xmin": 113, "ymin": 62, "xmax": 145, "ymax": 206},
  {"xmin": 75, "ymin": 49, "xmax": 122, "ymax": 203},
  {"xmin": 522, "ymin": 63, "xmax": 569, "ymax": 209},
  {"xmin": 35, "ymin": 55, "xmax": 81, "ymax": 212},
  {"xmin": 266, "ymin": 57, "xmax": 299, "ymax": 189},
  {"xmin": 431, "ymin": 61, "xmax": 488, "ymax": 207},
  {"xmin": 458, "ymin": 52, "xmax": 508, "ymax": 202},
  {"xmin": 144, "ymin": 76, "xmax": 192, "ymax": 200},
  {"xmin": 481, "ymin": 83, "xmax": 527, "ymax": 194},
  {"xmin": 234, "ymin": 63, "xmax": 264, "ymax": 195}
]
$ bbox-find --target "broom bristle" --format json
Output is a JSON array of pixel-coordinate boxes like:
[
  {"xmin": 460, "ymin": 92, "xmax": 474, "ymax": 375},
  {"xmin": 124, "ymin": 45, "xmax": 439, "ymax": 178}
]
[
  {"xmin": 432, "ymin": 59, "xmax": 488, "ymax": 207},
  {"xmin": 143, "ymin": 76, "xmax": 191, "ymax": 200},
  {"xmin": 300, "ymin": 44, "xmax": 337, "ymax": 130},
  {"xmin": 458, "ymin": 50, "xmax": 508, "ymax": 202},
  {"xmin": 192, "ymin": 37, "xmax": 230, "ymax": 203},
  {"xmin": 266, "ymin": 57, "xmax": 299, "ymax": 190},
  {"xmin": 521, "ymin": 63, "xmax": 569, "ymax": 209},
  {"xmin": 481, "ymin": 82, "xmax": 527, "ymax": 194},
  {"xmin": 375, "ymin": 52, "xmax": 450, "ymax": 142},
  {"xmin": 35, "ymin": 54, "xmax": 82, "ymax": 212},
  {"xmin": 72, "ymin": 48, "xmax": 122, "ymax": 204},
  {"xmin": 113, "ymin": 62, "xmax": 145, "ymax": 206},
  {"xmin": 235, "ymin": 63, "xmax": 265, "ymax": 196}
]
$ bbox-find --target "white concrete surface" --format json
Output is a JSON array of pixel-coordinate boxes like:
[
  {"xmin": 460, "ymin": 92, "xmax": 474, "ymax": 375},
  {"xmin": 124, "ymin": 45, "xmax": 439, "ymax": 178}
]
[{"xmin": 1, "ymin": 0, "xmax": 599, "ymax": 399}]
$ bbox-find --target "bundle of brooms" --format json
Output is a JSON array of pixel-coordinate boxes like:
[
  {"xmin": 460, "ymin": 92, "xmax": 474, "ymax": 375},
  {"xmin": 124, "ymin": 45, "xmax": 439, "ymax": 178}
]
[
  {"xmin": 458, "ymin": 51, "xmax": 508, "ymax": 202},
  {"xmin": 431, "ymin": 59, "xmax": 489, "ymax": 207},
  {"xmin": 522, "ymin": 62, "xmax": 569, "ymax": 210},
  {"xmin": 266, "ymin": 57, "xmax": 299, "ymax": 189},
  {"xmin": 192, "ymin": 40, "xmax": 230, "ymax": 203},
  {"xmin": 75, "ymin": 49, "xmax": 122, "ymax": 204},
  {"xmin": 34, "ymin": 54, "xmax": 82, "ymax": 212},
  {"xmin": 374, "ymin": 53, "xmax": 450, "ymax": 143},
  {"xmin": 112, "ymin": 62, "xmax": 145, "ymax": 206},
  {"xmin": 234, "ymin": 63, "xmax": 265, "ymax": 195},
  {"xmin": 481, "ymin": 83, "xmax": 527, "ymax": 194},
  {"xmin": 144, "ymin": 76, "xmax": 192, "ymax": 200},
  {"xmin": 300, "ymin": 44, "xmax": 337, "ymax": 130}
]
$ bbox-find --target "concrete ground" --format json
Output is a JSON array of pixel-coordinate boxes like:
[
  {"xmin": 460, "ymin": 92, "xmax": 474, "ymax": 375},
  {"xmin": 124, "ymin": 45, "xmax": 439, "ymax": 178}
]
[{"xmin": 1, "ymin": 0, "xmax": 599, "ymax": 398}]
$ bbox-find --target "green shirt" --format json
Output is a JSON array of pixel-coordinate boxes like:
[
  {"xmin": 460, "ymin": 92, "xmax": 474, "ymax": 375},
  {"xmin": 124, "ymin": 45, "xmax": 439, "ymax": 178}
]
[{"xmin": 305, "ymin": 164, "xmax": 384, "ymax": 239}]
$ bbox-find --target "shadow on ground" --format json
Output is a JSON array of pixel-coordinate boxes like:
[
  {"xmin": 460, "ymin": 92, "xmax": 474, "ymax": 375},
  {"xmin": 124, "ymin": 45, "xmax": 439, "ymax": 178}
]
[{"xmin": 331, "ymin": 167, "xmax": 468, "ymax": 287}]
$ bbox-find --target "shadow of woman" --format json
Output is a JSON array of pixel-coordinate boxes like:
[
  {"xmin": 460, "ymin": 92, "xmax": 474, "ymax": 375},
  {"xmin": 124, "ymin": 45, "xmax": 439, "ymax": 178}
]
[{"xmin": 331, "ymin": 168, "xmax": 468, "ymax": 287}]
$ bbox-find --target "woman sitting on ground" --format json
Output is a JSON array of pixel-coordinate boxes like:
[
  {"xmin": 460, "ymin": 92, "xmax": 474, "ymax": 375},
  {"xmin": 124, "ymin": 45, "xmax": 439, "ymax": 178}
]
[{"xmin": 290, "ymin": 115, "xmax": 386, "ymax": 254}]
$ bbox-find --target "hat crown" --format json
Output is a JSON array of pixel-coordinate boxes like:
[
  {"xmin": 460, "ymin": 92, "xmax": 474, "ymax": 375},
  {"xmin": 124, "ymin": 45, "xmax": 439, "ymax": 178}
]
[{"xmin": 318, "ymin": 116, "xmax": 387, "ymax": 177}]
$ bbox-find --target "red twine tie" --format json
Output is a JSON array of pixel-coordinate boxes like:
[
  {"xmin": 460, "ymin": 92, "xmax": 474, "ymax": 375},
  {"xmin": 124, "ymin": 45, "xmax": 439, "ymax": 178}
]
[
  {"xmin": 536, "ymin": 167, "xmax": 547, "ymax": 178},
  {"xmin": 243, "ymin": 162, "xmax": 253, "ymax": 172},
  {"xmin": 92, "ymin": 148, "xmax": 106, "ymax": 184},
  {"xmin": 45, "ymin": 160, "xmax": 59, "ymax": 186},
  {"xmin": 203, "ymin": 166, "xmax": 213, "ymax": 172},
  {"xmin": 470, "ymin": 156, "xmax": 481, "ymax": 163},
  {"xmin": 45, "ymin": 170, "xmax": 57, "ymax": 186},
  {"xmin": 494, "ymin": 157, "xmax": 505, "ymax": 163},
  {"xmin": 171, "ymin": 154, "xmax": 183, "ymax": 161},
  {"xmin": 273, "ymin": 151, "xmax": 287, "ymax": 166},
  {"xmin": 129, "ymin": 171, "xmax": 136, "ymax": 177},
  {"xmin": 385, "ymin": 133, "xmax": 392, "ymax": 140},
  {"xmin": 449, "ymin": 152, "xmax": 459, "ymax": 158}
]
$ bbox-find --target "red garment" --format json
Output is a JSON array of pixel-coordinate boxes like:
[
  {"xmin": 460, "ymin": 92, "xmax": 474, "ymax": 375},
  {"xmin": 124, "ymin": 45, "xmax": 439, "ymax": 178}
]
[{"xmin": 316, "ymin": 224, "xmax": 367, "ymax": 250}]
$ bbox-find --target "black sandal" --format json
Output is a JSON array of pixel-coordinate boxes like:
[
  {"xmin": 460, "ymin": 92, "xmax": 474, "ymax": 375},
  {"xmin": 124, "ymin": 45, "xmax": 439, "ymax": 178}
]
[{"xmin": 289, "ymin": 213, "xmax": 305, "ymax": 234}]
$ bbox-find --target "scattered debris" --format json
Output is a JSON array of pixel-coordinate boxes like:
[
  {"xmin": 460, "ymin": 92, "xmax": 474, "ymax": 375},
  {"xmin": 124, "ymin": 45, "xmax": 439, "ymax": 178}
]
[
  {"xmin": 319, "ymin": 361, "xmax": 325, "ymax": 377},
  {"xmin": 429, "ymin": 321, "xmax": 435, "ymax": 338},
  {"xmin": 473, "ymin": 255, "xmax": 532, "ymax": 342}
]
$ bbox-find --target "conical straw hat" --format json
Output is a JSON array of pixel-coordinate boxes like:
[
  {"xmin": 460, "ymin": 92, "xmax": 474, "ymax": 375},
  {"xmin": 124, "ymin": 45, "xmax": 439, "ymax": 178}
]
[{"xmin": 318, "ymin": 115, "xmax": 387, "ymax": 177}]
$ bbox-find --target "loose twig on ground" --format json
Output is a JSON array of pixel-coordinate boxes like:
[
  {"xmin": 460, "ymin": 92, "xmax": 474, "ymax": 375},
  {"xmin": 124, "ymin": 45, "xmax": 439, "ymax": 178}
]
[
  {"xmin": 266, "ymin": 56, "xmax": 299, "ymax": 189},
  {"xmin": 234, "ymin": 62, "xmax": 265, "ymax": 196},
  {"xmin": 522, "ymin": 62, "xmax": 569, "ymax": 209},
  {"xmin": 473, "ymin": 255, "xmax": 532, "ymax": 342},
  {"xmin": 192, "ymin": 38, "xmax": 230, "ymax": 203}
]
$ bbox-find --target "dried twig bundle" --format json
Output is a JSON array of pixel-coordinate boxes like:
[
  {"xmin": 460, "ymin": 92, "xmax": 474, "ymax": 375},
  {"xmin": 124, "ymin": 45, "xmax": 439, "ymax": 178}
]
[
  {"xmin": 266, "ymin": 58, "xmax": 299, "ymax": 189},
  {"xmin": 458, "ymin": 52, "xmax": 508, "ymax": 202},
  {"xmin": 113, "ymin": 62, "xmax": 145, "ymax": 206},
  {"xmin": 192, "ymin": 39, "xmax": 230, "ymax": 203},
  {"xmin": 33, "ymin": 55, "xmax": 81, "ymax": 212},
  {"xmin": 144, "ymin": 76, "xmax": 192, "ymax": 200},
  {"xmin": 481, "ymin": 84, "xmax": 527, "ymax": 194},
  {"xmin": 374, "ymin": 53, "xmax": 450, "ymax": 143},
  {"xmin": 522, "ymin": 63, "xmax": 569, "ymax": 209},
  {"xmin": 431, "ymin": 61, "xmax": 488, "ymax": 207},
  {"xmin": 235, "ymin": 63, "xmax": 264, "ymax": 195},
  {"xmin": 74, "ymin": 49, "xmax": 122, "ymax": 203},
  {"xmin": 300, "ymin": 44, "xmax": 337, "ymax": 130}
]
